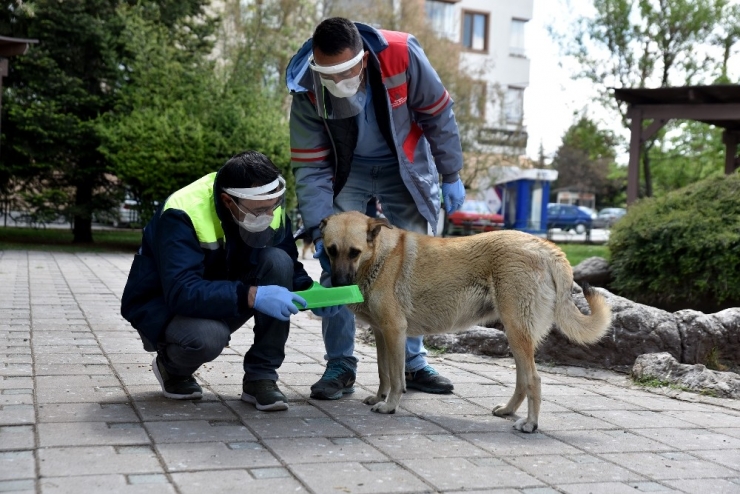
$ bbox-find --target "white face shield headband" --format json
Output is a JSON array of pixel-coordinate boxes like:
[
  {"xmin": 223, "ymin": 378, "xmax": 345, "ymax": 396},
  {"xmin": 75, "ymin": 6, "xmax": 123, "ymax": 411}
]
[
  {"xmin": 223, "ymin": 176, "xmax": 287, "ymax": 248},
  {"xmin": 309, "ymin": 50, "xmax": 367, "ymax": 119}
]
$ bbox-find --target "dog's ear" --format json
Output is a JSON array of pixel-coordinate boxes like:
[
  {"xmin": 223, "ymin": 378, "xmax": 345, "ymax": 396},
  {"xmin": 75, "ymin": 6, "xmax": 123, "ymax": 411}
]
[
  {"xmin": 318, "ymin": 216, "xmax": 330, "ymax": 235},
  {"xmin": 367, "ymin": 217, "xmax": 392, "ymax": 243}
]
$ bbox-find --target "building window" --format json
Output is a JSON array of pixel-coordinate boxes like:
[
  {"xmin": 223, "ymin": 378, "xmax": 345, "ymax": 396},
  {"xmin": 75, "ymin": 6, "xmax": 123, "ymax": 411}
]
[
  {"xmin": 426, "ymin": 1, "xmax": 458, "ymax": 41},
  {"xmin": 462, "ymin": 10, "xmax": 488, "ymax": 52},
  {"xmin": 504, "ymin": 86, "xmax": 524, "ymax": 124},
  {"xmin": 510, "ymin": 18, "xmax": 527, "ymax": 57}
]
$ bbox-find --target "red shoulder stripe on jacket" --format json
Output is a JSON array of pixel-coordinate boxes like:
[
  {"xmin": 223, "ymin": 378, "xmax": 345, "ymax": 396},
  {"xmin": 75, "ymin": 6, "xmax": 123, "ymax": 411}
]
[
  {"xmin": 291, "ymin": 147, "xmax": 331, "ymax": 162},
  {"xmin": 415, "ymin": 90, "xmax": 450, "ymax": 116}
]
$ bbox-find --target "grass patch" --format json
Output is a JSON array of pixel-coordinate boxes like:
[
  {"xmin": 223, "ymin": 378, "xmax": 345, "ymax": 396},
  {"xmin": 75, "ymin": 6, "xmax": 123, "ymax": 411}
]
[
  {"xmin": 426, "ymin": 345, "xmax": 448, "ymax": 357},
  {"xmin": 632, "ymin": 375, "xmax": 692, "ymax": 393},
  {"xmin": 0, "ymin": 227, "xmax": 142, "ymax": 253},
  {"xmin": 557, "ymin": 243, "xmax": 609, "ymax": 266}
]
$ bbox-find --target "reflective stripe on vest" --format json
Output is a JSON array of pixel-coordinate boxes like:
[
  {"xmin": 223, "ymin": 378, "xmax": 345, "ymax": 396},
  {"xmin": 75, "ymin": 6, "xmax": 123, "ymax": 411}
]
[{"xmin": 163, "ymin": 172, "xmax": 225, "ymax": 251}]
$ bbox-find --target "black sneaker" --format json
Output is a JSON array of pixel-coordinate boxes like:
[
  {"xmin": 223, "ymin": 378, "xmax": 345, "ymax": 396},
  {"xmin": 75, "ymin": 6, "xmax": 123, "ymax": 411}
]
[
  {"xmin": 241, "ymin": 379, "xmax": 289, "ymax": 411},
  {"xmin": 405, "ymin": 365, "xmax": 454, "ymax": 394},
  {"xmin": 152, "ymin": 356, "xmax": 203, "ymax": 400},
  {"xmin": 310, "ymin": 360, "xmax": 356, "ymax": 400}
]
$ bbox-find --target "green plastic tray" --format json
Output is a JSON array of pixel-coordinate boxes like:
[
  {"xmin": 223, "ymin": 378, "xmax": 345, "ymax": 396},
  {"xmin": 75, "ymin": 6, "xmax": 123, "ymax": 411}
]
[{"xmin": 293, "ymin": 281, "xmax": 364, "ymax": 309}]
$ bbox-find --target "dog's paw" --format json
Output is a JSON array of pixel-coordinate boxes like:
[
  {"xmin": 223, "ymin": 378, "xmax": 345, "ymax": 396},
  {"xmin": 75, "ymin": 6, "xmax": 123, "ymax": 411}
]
[
  {"xmin": 363, "ymin": 395, "xmax": 384, "ymax": 406},
  {"xmin": 370, "ymin": 402, "xmax": 396, "ymax": 414},
  {"xmin": 492, "ymin": 404, "xmax": 513, "ymax": 417},
  {"xmin": 513, "ymin": 418, "xmax": 538, "ymax": 433}
]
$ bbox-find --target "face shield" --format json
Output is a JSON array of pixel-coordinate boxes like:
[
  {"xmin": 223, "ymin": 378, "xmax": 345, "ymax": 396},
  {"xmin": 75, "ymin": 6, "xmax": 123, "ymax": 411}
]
[
  {"xmin": 223, "ymin": 176, "xmax": 287, "ymax": 248},
  {"xmin": 309, "ymin": 49, "xmax": 367, "ymax": 120}
]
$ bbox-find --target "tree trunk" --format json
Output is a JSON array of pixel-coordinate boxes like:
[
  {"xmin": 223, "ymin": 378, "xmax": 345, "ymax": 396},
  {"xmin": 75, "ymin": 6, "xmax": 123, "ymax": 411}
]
[{"xmin": 72, "ymin": 179, "xmax": 94, "ymax": 243}]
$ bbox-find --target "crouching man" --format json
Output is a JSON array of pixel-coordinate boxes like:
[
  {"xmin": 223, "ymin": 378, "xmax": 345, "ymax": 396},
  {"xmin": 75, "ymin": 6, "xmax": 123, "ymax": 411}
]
[{"xmin": 121, "ymin": 150, "xmax": 339, "ymax": 411}]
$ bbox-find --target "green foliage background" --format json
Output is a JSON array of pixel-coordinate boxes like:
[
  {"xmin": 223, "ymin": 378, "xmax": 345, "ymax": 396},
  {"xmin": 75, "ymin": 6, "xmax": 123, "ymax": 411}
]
[
  {"xmin": 608, "ymin": 172, "xmax": 740, "ymax": 312},
  {"xmin": 96, "ymin": 6, "xmax": 292, "ymax": 224}
]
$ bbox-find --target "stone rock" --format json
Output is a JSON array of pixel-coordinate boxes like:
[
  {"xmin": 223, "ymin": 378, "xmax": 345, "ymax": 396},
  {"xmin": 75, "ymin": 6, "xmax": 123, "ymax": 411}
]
[
  {"xmin": 632, "ymin": 352, "xmax": 740, "ymax": 399},
  {"xmin": 423, "ymin": 287, "xmax": 740, "ymax": 373},
  {"xmin": 572, "ymin": 256, "xmax": 612, "ymax": 288}
]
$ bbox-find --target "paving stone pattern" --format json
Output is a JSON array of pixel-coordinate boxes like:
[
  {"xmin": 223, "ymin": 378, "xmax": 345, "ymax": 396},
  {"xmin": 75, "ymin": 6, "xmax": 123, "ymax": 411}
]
[{"xmin": 1, "ymin": 249, "xmax": 739, "ymax": 493}]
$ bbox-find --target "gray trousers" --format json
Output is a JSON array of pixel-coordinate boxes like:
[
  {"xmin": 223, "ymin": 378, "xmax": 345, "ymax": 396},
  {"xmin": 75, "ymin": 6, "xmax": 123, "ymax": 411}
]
[{"xmin": 157, "ymin": 247, "xmax": 294, "ymax": 382}]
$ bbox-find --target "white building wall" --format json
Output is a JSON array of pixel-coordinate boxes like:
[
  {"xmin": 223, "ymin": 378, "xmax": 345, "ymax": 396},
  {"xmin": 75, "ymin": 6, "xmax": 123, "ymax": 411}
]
[{"xmin": 427, "ymin": 0, "xmax": 532, "ymax": 155}]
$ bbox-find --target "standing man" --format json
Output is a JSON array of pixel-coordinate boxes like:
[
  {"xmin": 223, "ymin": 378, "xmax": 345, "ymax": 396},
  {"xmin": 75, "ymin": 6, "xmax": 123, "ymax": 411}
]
[
  {"xmin": 121, "ymin": 151, "xmax": 338, "ymax": 411},
  {"xmin": 286, "ymin": 18, "xmax": 466, "ymax": 400}
]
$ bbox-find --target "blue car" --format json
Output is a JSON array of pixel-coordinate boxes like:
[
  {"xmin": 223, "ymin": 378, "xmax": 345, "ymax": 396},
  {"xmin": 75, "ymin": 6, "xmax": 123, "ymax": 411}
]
[{"xmin": 546, "ymin": 203, "xmax": 593, "ymax": 234}]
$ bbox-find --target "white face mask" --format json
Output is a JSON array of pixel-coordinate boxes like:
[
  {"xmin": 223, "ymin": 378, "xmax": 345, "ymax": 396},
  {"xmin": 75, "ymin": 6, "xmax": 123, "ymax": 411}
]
[
  {"xmin": 235, "ymin": 212, "xmax": 273, "ymax": 233},
  {"xmin": 321, "ymin": 70, "xmax": 363, "ymax": 99},
  {"xmin": 230, "ymin": 200, "xmax": 275, "ymax": 233}
]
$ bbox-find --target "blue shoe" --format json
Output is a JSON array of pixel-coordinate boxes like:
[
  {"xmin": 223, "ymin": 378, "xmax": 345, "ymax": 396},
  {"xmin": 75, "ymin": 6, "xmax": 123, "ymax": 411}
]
[
  {"xmin": 310, "ymin": 360, "xmax": 356, "ymax": 400},
  {"xmin": 405, "ymin": 365, "xmax": 454, "ymax": 394}
]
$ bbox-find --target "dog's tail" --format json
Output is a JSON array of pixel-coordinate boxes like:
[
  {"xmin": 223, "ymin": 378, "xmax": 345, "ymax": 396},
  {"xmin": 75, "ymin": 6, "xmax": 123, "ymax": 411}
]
[{"xmin": 552, "ymin": 266, "xmax": 612, "ymax": 345}]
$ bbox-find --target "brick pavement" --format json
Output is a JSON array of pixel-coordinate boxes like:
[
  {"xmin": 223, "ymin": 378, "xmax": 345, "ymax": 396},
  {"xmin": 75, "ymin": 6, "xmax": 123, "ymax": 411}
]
[{"xmin": 1, "ymin": 249, "xmax": 739, "ymax": 493}]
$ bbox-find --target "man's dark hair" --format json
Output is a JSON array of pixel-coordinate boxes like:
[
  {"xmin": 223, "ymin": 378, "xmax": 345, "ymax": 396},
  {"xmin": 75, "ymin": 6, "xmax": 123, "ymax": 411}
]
[
  {"xmin": 218, "ymin": 150, "xmax": 280, "ymax": 191},
  {"xmin": 313, "ymin": 17, "xmax": 363, "ymax": 56}
]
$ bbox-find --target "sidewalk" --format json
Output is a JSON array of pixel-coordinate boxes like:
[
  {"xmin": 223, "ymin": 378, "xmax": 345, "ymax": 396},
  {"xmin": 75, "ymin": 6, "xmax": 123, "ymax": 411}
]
[{"xmin": 1, "ymin": 249, "xmax": 739, "ymax": 493}]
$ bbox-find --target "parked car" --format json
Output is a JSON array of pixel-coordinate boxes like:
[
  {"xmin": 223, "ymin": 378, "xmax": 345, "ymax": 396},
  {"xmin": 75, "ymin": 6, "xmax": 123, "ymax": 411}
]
[
  {"xmin": 546, "ymin": 203, "xmax": 593, "ymax": 234},
  {"xmin": 592, "ymin": 207, "xmax": 627, "ymax": 229},
  {"xmin": 444, "ymin": 200, "xmax": 503, "ymax": 236},
  {"xmin": 117, "ymin": 197, "xmax": 139, "ymax": 226},
  {"xmin": 578, "ymin": 206, "xmax": 598, "ymax": 220}
]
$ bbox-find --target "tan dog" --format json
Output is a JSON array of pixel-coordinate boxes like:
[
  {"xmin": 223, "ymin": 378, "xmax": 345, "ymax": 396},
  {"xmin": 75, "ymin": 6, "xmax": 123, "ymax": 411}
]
[{"xmin": 319, "ymin": 211, "xmax": 611, "ymax": 433}]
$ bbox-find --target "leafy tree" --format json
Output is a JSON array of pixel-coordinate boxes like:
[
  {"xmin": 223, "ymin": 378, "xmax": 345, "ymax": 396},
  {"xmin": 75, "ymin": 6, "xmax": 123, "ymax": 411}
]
[
  {"xmin": 555, "ymin": 0, "xmax": 738, "ymax": 198},
  {"xmin": 647, "ymin": 121, "xmax": 725, "ymax": 196},
  {"xmin": 97, "ymin": 4, "xmax": 293, "ymax": 222},
  {"xmin": 0, "ymin": 0, "xmax": 213, "ymax": 242},
  {"xmin": 550, "ymin": 116, "xmax": 622, "ymax": 208}
]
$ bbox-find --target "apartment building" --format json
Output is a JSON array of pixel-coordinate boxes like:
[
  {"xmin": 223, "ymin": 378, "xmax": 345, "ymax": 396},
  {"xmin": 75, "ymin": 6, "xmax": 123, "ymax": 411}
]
[{"xmin": 425, "ymin": 0, "xmax": 533, "ymax": 156}]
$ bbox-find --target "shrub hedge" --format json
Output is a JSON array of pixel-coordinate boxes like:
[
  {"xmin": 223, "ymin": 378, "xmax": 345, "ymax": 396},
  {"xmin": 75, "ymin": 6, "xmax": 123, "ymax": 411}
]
[{"xmin": 608, "ymin": 172, "xmax": 740, "ymax": 312}]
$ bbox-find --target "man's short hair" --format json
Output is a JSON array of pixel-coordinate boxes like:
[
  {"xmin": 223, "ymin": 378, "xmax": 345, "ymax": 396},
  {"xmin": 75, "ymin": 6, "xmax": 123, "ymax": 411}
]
[
  {"xmin": 218, "ymin": 150, "xmax": 280, "ymax": 191},
  {"xmin": 313, "ymin": 17, "xmax": 363, "ymax": 57}
]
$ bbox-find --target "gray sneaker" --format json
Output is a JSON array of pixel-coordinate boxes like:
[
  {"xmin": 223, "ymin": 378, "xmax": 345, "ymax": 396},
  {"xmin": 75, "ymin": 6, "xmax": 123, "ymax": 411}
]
[
  {"xmin": 152, "ymin": 357, "xmax": 203, "ymax": 400},
  {"xmin": 310, "ymin": 360, "xmax": 356, "ymax": 400},
  {"xmin": 241, "ymin": 379, "xmax": 289, "ymax": 411}
]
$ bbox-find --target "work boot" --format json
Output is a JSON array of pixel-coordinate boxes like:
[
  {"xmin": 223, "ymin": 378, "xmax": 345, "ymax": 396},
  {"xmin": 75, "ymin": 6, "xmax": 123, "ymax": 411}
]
[
  {"xmin": 405, "ymin": 365, "xmax": 454, "ymax": 394},
  {"xmin": 310, "ymin": 360, "xmax": 356, "ymax": 400},
  {"xmin": 241, "ymin": 379, "xmax": 289, "ymax": 411},
  {"xmin": 152, "ymin": 356, "xmax": 202, "ymax": 400}
]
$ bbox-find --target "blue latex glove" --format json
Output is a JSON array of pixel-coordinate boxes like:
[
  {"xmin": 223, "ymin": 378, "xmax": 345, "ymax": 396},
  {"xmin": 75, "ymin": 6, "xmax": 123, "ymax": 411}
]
[
  {"xmin": 254, "ymin": 285, "xmax": 307, "ymax": 321},
  {"xmin": 313, "ymin": 239, "xmax": 332, "ymax": 274},
  {"xmin": 311, "ymin": 305, "xmax": 343, "ymax": 318},
  {"xmin": 442, "ymin": 179, "xmax": 465, "ymax": 214}
]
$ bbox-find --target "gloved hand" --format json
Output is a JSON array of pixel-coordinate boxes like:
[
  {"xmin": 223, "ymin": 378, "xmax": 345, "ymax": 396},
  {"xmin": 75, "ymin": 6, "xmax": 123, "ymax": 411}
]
[
  {"xmin": 442, "ymin": 179, "xmax": 465, "ymax": 214},
  {"xmin": 254, "ymin": 285, "xmax": 307, "ymax": 321},
  {"xmin": 311, "ymin": 305, "xmax": 343, "ymax": 318},
  {"xmin": 313, "ymin": 239, "xmax": 332, "ymax": 274}
]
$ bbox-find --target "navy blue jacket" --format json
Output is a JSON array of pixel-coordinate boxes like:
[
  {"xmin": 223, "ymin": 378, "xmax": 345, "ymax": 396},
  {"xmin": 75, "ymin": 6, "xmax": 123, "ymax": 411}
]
[{"xmin": 120, "ymin": 170, "xmax": 312, "ymax": 351}]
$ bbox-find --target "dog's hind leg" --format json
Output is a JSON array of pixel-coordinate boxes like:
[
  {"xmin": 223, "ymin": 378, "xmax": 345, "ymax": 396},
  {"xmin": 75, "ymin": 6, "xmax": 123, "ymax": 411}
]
[
  {"xmin": 363, "ymin": 326, "xmax": 390, "ymax": 406},
  {"xmin": 493, "ymin": 329, "xmax": 541, "ymax": 433}
]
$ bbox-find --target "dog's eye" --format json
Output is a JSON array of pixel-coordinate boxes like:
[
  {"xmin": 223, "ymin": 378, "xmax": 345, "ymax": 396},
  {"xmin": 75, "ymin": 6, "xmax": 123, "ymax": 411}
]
[
  {"xmin": 327, "ymin": 245, "xmax": 338, "ymax": 258},
  {"xmin": 348, "ymin": 248, "xmax": 361, "ymax": 259}
]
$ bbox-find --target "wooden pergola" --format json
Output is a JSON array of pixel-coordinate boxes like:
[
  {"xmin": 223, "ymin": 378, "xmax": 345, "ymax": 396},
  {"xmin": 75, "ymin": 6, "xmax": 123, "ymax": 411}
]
[
  {"xmin": 0, "ymin": 35, "xmax": 38, "ymax": 153},
  {"xmin": 614, "ymin": 85, "xmax": 740, "ymax": 205}
]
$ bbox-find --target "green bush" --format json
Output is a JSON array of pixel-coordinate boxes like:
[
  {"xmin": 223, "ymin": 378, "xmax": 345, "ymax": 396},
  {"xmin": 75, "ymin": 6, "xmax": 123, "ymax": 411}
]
[{"xmin": 608, "ymin": 172, "xmax": 740, "ymax": 312}]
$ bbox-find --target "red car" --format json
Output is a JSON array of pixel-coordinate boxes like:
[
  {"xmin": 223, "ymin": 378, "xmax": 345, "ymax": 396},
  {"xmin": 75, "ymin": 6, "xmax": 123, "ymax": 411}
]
[{"xmin": 444, "ymin": 200, "xmax": 503, "ymax": 236}]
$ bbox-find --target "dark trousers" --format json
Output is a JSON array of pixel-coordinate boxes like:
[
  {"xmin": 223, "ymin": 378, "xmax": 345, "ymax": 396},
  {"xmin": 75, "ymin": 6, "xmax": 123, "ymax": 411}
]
[{"xmin": 157, "ymin": 247, "xmax": 294, "ymax": 382}]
